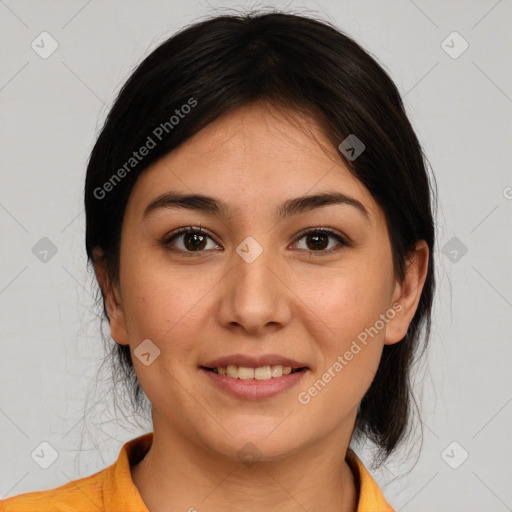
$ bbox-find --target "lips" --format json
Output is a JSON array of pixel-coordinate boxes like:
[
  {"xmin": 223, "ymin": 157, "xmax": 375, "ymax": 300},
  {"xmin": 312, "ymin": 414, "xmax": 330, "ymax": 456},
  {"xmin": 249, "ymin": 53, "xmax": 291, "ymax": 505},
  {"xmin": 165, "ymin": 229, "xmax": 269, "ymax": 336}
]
[
  {"xmin": 202, "ymin": 353, "xmax": 308, "ymax": 369},
  {"xmin": 200, "ymin": 360, "xmax": 308, "ymax": 399}
]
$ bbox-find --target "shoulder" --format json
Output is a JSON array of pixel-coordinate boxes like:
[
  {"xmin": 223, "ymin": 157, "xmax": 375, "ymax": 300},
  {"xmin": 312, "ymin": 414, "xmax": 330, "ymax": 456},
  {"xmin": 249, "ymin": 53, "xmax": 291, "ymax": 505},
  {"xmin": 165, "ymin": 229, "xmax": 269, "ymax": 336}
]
[
  {"xmin": 0, "ymin": 433, "xmax": 153, "ymax": 512},
  {"xmin": 0, "ymin": 467, "xmax": 110, "ymax": 512}
]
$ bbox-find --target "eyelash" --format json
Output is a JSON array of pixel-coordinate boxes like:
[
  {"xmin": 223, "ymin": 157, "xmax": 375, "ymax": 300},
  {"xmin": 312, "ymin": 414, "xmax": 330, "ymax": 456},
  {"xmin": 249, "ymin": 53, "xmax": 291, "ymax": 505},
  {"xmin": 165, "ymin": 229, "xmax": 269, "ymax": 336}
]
[{"xmin": 161, "ymin": 224, "xmax": 350, "ymax": 257}]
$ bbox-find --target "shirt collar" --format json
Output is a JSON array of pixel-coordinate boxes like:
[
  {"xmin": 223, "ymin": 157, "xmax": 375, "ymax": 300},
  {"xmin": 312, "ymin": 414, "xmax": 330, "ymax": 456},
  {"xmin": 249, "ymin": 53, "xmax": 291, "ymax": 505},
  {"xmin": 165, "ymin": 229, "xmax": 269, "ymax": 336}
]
[
  {"xmin": 346, "ymin": 448, "xmax": 395, "ymax": 511},
  {"xmin": 103, "ymin": 432, "xmax": 152, "ymax": 512}
]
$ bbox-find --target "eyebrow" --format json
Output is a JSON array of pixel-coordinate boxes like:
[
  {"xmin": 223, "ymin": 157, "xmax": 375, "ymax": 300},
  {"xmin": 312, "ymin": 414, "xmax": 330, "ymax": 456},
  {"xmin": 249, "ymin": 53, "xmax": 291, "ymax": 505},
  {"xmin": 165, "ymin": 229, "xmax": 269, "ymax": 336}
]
[{"xmin": 143, "ymin": 191, "xmax": 371, "ymax": 223}]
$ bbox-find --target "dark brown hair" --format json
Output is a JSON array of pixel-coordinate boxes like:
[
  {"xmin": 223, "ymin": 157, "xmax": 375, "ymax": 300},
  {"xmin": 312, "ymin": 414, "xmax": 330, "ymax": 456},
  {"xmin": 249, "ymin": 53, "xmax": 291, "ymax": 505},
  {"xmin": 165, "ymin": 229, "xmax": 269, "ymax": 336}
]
[{"xmin": 84, "ymin": 9, "xmax": 436, "ymax": 468}]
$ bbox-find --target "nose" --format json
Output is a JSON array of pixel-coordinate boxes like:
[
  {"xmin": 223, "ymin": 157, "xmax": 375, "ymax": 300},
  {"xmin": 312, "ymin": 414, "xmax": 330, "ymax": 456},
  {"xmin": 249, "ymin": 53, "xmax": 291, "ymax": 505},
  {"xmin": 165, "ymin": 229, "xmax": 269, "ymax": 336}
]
[{"xmin": 217, "ymin": 239, "xmax": 292, "ymax": 336}]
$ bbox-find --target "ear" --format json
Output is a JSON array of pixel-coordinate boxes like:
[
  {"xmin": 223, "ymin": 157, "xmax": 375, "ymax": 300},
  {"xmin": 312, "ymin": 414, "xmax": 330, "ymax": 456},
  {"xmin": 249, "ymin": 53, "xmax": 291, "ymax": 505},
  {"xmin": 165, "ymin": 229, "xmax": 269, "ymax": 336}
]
[
  {"xmin": 92, "ymin": 247, "xmax": 129, "ymax": 346},
  {"xmin": 384, "ymin": 240, "xmax": 429, "ymax": 345}
]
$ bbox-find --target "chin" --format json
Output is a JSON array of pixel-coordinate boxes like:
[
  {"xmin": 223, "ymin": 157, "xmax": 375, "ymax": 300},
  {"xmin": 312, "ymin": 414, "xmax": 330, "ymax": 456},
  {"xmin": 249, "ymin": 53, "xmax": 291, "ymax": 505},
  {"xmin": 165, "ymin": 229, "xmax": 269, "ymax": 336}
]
[{"xmin": 199, "ymin": 424, "xmax": 310, "ymax": 464}]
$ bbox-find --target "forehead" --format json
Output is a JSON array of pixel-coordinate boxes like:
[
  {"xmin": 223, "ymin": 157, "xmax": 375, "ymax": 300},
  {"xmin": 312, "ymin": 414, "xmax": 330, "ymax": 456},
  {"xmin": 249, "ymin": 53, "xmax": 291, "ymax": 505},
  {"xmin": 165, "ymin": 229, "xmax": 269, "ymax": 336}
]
[{"xmin": 125, "ymin": 102, "xmax": 379, "ymax": 224}]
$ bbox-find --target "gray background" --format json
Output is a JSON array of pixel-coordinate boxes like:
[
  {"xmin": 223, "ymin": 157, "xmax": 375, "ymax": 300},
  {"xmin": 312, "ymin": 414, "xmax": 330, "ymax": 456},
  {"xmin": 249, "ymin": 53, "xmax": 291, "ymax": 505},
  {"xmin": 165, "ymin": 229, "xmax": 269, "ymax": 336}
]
[{"xmin": 1, "ymin": 0, "xmax": 511, "ymax": 510}]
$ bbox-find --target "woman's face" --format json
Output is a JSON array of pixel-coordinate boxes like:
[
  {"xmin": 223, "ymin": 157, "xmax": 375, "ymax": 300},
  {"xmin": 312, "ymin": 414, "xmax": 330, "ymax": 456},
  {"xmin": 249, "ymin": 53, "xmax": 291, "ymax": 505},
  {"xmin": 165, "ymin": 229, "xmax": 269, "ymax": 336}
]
[{"xmin": 100, "ymin": 101, "xmax": 425, "ymax": 461}]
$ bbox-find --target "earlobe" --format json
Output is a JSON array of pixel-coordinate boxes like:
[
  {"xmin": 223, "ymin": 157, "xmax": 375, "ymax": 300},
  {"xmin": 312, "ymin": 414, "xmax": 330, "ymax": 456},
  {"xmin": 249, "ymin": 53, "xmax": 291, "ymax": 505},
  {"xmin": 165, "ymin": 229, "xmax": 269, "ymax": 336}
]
[
  {"xmin": 384, "ymin": 240, "xmax": 429, "ymax": 345},
  {"xmin": 92, "ymin": 248, "xmax": 129, "ymax": 346}
]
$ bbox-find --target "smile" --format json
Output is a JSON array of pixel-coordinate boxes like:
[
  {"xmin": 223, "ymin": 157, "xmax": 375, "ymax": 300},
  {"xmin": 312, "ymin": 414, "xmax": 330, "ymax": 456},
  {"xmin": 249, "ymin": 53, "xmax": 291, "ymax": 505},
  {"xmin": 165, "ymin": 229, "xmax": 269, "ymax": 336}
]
[
  {"xmin": 200, "ymin": 365, "xmax": 308, "ymax": 400},
  {"xmin": 203, "ymin": 364, "xmax": 305, "ymax": 380}
]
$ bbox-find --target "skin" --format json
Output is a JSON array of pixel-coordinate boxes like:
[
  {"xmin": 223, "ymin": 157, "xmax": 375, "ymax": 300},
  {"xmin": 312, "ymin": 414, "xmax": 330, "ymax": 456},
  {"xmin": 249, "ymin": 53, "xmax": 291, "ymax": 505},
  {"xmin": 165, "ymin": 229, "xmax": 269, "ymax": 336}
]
[{"xmin": 94, "ymin": 101, "xmax": 429, "ymax": 512}]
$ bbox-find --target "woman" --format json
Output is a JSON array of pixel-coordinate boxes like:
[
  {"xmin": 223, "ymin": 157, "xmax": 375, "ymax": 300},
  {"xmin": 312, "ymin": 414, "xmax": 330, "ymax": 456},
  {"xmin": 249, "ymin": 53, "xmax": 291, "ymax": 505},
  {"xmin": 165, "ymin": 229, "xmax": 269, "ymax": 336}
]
[{"xmin": 0, "ymin": 9, "xmax": 435, "ymax": 512}]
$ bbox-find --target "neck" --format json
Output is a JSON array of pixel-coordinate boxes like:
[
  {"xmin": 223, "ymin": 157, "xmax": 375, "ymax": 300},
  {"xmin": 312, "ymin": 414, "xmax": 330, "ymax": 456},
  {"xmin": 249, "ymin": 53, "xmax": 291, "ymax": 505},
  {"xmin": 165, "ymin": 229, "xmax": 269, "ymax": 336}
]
[{"xmin": 131, "ymin": 415, "xmax": 358, "ymax": 512}]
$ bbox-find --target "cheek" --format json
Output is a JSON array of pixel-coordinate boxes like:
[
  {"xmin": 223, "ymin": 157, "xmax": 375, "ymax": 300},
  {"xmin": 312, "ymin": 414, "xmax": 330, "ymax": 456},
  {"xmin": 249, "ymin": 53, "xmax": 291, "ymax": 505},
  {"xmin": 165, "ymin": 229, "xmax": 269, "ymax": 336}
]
[
  {"xmin": 297, "ymin": 258, "xmax": 392, "ymax": 342},
  {"xmin": 119, "ymin": 260, "xmax": 212, "ymax": 402},
  {"xmin": 120, "ymin": 254, "xmax": 214, "ymax": 348},
  {"xmin": 296, "ymin": 270, "xmax": 389, "ymax": 419}
]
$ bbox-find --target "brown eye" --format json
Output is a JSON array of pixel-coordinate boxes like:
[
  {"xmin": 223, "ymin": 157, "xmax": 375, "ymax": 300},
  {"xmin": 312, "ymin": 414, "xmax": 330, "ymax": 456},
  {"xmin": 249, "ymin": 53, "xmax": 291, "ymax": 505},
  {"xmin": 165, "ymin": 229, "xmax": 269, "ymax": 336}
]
[
  {"xmin": 305, "ymin": 232, "xmax": 329, "ymax": 250},
  {"xmin": 164, "ymin": 226, "xmax": 219, "ymax": 253},
  {"xmin": 294, "ymin": 228, "xmax": 348, "ymax": 254},
  {"xmin": 182, "ymin": 231, "xmax": 208, "ymax": 251}
]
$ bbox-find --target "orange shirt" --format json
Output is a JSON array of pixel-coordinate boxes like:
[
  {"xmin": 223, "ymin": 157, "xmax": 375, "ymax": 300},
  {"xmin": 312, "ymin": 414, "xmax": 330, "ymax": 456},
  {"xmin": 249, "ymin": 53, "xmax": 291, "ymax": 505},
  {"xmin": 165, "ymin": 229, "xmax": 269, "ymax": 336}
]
[{"xmin": 0, "ymin": 432, "xmax": 394, "ymax": 511}]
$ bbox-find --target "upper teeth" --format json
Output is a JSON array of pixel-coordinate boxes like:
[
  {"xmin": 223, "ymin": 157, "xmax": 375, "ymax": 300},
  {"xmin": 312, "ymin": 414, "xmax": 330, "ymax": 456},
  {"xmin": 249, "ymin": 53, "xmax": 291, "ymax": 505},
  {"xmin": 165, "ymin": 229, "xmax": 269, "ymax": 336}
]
[{"xmin": 214, "ymin": 365, "xmax": 294, "ymax": 380}]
